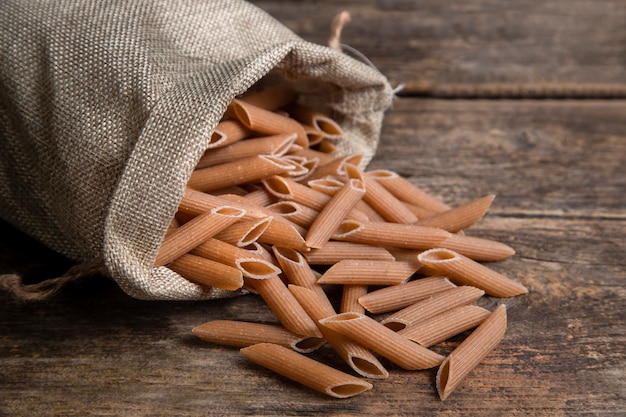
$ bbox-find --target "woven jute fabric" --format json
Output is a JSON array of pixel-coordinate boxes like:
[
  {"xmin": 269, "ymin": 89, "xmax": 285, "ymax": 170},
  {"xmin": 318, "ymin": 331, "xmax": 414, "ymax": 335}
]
[{"xmin": 0, "ymin": 0, "xmax": 393, "ymax": 300}]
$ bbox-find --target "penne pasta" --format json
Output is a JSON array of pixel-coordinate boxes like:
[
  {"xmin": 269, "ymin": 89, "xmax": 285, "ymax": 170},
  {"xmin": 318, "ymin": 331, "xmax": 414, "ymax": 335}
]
[
  {"xmin": 231, "ymin": 99, "xmax": 308, "ymax": 147},
  {"xmin": 380, "ymin": 286, "xmax": 485, "ymax": 331},
  {"xmin": 206, "ymin": 119, "xmax": 253, "ymax": 149},
  {"xmin": 306, "ymin": 153, "xmax": 363, "ymax": 181},
  {"xmin": 304, "ymin": 241, "xmax": 395, "ymax": 265},
  {"xmin": 187, "ymin": 154, "xmax": 295, "ymax": 193},
  {"xmin": 358, "ymin": 276, "xmax": 458, "ymax": 315},
  {"xmin": 240, "ymin": 343, "xmax": 373, "ymax": 399},
  {"xmin": 213, "ymin": 216, "xmax": 273, "ymax": 247},
  {"xmin": 286, "ymin": 104, "xmax": 343, "ymax": 139},
  {"xmin": 340, "ymin": 284, "xmax": 367, "ymax": 314},
  {"xmin": 305, "ymin": 179, "xmax": 366, "ymax": 249},
  {"xmin": 168, "ymin": 254, "xmax": 244, "ymax": 291},
  {"xmin": 436, "ymin": 304, "xmax": 507, "ymax": 400},
  {"xmin": 154, "ymin": 205, "xmax": 246, "ymax": 266},
  {"xmin": 417, "ymin": 194, "xmax": 495, "ymax": 232},
  {"xmin": 319, "ymin": 312, "xmax": 444, "ymax": 370},
  {"xmin": 179, "ymin": 187, "xmax": 267, "ymax": 218},
  {"xmin": 192, "ymin": 320, "xmax": 324, "ymax": 353},
  {"xmin": 238, "ymin": 84, "xmax": 298, "ymax": 111},
  {"xmin": 317, "ymin": 260, "xmax": 418, "ymax": 286},
  {"xmin": 272, "ymin": 247, "xmax": 328, "ymax": 304},
  {"xmin": 362, "ymin": 172, "xmax": 419, "ymax": 224},
  {"xmin": 264, "ymin": 201, "xmax": 319, "ymax": 229},
  {"xmin": 195, "ymin": 133, "xmax": 297, "ymax": 169},
  {"xmin": 245, "ymin": 274, "xmax": 322, "ymax": 338},
  {"xmin": 417, "ymin": 248, "xmax": 528, "ymax": 297},
  {"xmin": 437, "ymin": 233, "xmax": 516, "ymax": 261},
  {"xmin": 290, "ymin": 146, "xmax": 336, "ymax": 165},
  {"xmin": 399, "ymin": 305, "xmax": 491, "ymax": 347},
  {"xmin": 367, "ymin": 170, "xmax": 450, "ymax": 213},
  {"xmin": 288, "ymin": 285, "xmax": 389, "ymax": 379},
  {"xmin": 333, "ymin": 219, "xmax": 450, "ymax": 250}
]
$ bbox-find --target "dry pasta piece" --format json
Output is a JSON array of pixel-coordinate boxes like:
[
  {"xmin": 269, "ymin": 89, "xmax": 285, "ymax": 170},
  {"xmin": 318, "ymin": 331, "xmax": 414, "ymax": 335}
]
[
  {"xmin": 290, "ymin": 146, "xmax": 336, "ymax": 165},
  {"xmin": 417, "ymin": 194, "xmax": 495, "ymax": 232},
  {"xmin": 179, "ymin": 187, "xmax": 267, "ymax": 218},
  {"xmin": 307, "ymin": 177, "xmax": 344, "ymax": 195},
  {"xmin": 305, "ymin": 178, "xmax": 366, "ymax": 249},
  {"xmin": 367, "ymin": 169, "xmax": 450, "ymax": 213},
  {"xmin": 240, "ymin": 343, "xmax": 373, "ymax": 399},
  {"xmin": 231, "ymin": 99, "xmax": 308, "ymax": 147},
  {"xmin": 361, "ymin": 172, "xmax": 419, "ymax": 224},
  {"xmin": 154, "ymin": 205, "xmax": 246, "ymax": 266},
  {"xmin": 288, "ymin": 285, "xmax": 389, "ymax": 379},
  {"xmin": 306, "ymin": 153, "xmax": 363, "ymax": 181},
  {"xmin": 333, "ymin": 219, "xmax": 450, "ymax": 250},
  {"xmin": 168, "ymin": 254, "xmax": 244, "ymax": 291},
  {"xmin": 272, "ymin": 247, "xmax": 328, "ymax": 304},
  {"xmin": 239, "ymin": 189, "xmax": 276, "ymax": 208},
  {"xmin": 195, "ymin": 133, "xmax": 297, "ymax": 169},
  {"xmin": 340, "ymin": 284, "xmax": 367, "ymax": 314},
  {"xmin": 399, "ymin": 305, "xmax": 491, "ymax": 347},
  {"xmin": 302, "ymin": 125, "xmax": 325, "ymax": 147},
  {"xmin": 317, "ymin": 260, "xmax": 418, "ymax": 286},
  {"xmin": 192, "ymin": 320, "xmax": 324, "ymax": 353},
  {"xmin": 213, "ymin": 216, "xmax": 273, "ymax": 247},
  {"xmin": 264, "ymin": 201, "xmax": 319, "ymax": 229},
  {"xmin": 238, "ymin": 84, "xmax": 298, "ymax": 111},
  {"xmin": 319, "ymin": 312, "xmax": 444, "ymax": 370},
  {"xmin": 436, "ymin": 304, "xmax": 507, "ymax": 400},
  {"xmin": 304, "ymin": 241, "xmax": 395, "ymax": 265},
  {"xmin": 437, "ymin": 233, "xmax": 516, "ymax": 261},
  {"xmin": 245, "ymin": 274, "xmax": 322, "ymax": 338},
  {"xmin": 381, "ymin": 286, "xmax": 485, "ymax": 331},
  {"xmin": 358, "ymin": 276, "xmax": 458, "ymax": 315},
  {"xmin": 206, "ymin": 119, "xmax": 253, "ymax": 149},
  {"xmin": 286, "ymin": 104, "xmax": 343, "ymax": 139},
  {"xmin": 418, "ymin": 248, "xmax": 528, "ymax": 297},
  {"xmin": 187, "ymin": 154, "xmax": 295, "ymax": 193}
]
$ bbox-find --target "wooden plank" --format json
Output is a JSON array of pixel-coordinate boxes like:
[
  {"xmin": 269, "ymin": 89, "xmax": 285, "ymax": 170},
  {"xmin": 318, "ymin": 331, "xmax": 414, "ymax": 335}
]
[
  {"xmin": 251, "ymin": 0, "xmax": 626, "ymax": 96},
  {"xmin": 1, "ymin": 99, "xmax": 625, "ymax": 416}
]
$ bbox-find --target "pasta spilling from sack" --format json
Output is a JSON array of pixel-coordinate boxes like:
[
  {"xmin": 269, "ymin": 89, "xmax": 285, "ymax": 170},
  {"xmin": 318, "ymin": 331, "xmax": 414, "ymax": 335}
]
[{"xmin": 155, "ymin": 85, "xmax": 528, "ymax": 400}]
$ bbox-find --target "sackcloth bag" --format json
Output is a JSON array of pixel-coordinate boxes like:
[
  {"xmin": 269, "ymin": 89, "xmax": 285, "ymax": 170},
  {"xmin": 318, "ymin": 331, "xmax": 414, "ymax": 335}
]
[{"xmin": 0, "ymin": 0, "xmax": 393, "ymax": 300}]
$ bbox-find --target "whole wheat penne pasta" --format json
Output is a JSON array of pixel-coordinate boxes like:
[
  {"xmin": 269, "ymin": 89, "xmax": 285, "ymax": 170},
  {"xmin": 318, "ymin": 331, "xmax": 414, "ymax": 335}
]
[
  {"xmin": 437, "ymin": 233, "xmax": 516, "ymax": 261},
  {"xmin": 317, "ymin": 260, "xmax": 418, "ymax": 286},
  {"xmin": 384, "ymin": 247, "xmax": 424, "ymax": 269},
  {"xmin": 418, "ymin": 248, "xmax": 528, "ymax": 297},
  {"xmin": 240, "ymin": 189, "xmax": 276, "ymax": 208},
  {"xmin": 187, "ymin": 154, "xmax": 295, "ymax": 193},
  {"xmin": 307, "ymin": 178, "xmax": 344, "ymax": 195},
  {"xmin": 417, "ymin": 194, "xmax": 495, "ymax": 232},
  {"xmin": 155, "ymin": 205, "xmax": 246, "ymax": 266},
  {"xmin": 196, "ymin": 133, "xmax": 297, "ymax": 169},
  {"xmin": 341, "ymin": 285, "xmax": 367, "ymax": 314},
  {"xmin": 319, "ymin": 312, "xmax": 444, "ymax": 370},
  {"xmin": 305, "ymin": 178, "xmax": 366, "ymax": 249},
  {"xmin": 238, "ymin": 84, "xmax": 298, "ymax": 111},
  {"xmin": 213, "ymin": 216, "xmax": 273, "ymax": 247},
  {"xmin": 245, "ymin": 274, "xmax": 322, "ymax": 338},
  {"xmin": 255, "ymin": 217, "xmax": 309, "ymax": 253},
  {"xmin": 380, "ymin": 286, "xmax": 485, "ymax": 331},
  {"xmin": 179, "ymin": 187, "xmax": 267, "ymax": 218},
  {"xmin": 333, "ymin": 219, "xmax": 450, "ymax": 250},
  {"xmin": 302, "ymin": 124, "xmax": 325, "ymax": 147},
  {"xmin": 287, "ymin": 104, "xmax": 343, "ymax": 139},
  {"xmin": 290, "ymin": 146, "xmax": 336, "ymax": 165},
  {"xmin": 235, "ymin": 257, "xmax": 282, "ymax": 280},
  {"xmin": 399, "ymin": 305, "xmax": 491, "ymax": 347},
  {"xmin": 240, "ymin": 343, "xmax": 373, "ymax": 399},
  {"xmin": 168, "ymin": 254, "xmax": 244, "ymax": 291},
  {"xmin": 306, "ymin": 153, "xmax": 363, "ymax": 181},
  {"xmin": 265, "ymin": 201, "xmax": 319, "ymax": 229},
  {"xmin": 360, "ymin": 173, "xmax": 419, "ymax": 224},
  {"xmin": 272, "ymin": 247, "xmax": 329, "ymax": 304},
  {"xmin": 192, "ymin": 320, "xmax": 324, "ymax": 353},
  {"xmin": 403, "ymin": 201, "xmax": 439, "ymax": 220},
  {"xmin": 290, "ymin": 157, "xmax": 319, "ymax": 182},
  {"xmin": 206, "ymin": 119, "xmax": 253, "ymax": 149},
  {"xmin": 289, "ymin": 285, "xmax": 389, "ymax": 379},
  {"xmin": 436, "ymin": 304, "xmax": 507, "ymax": 400},
  {"xmin": 231, "ymin": 99, "xmax": 308, "ymax": 147},
  {"xmin": 318, "ymin": 139, "xmax": 337, "ymax": 154},
  {"xmin": 304, "ymin": 241, "xmax": 395, "ymax": 265},
  {"xmin": 368, "ymin": 170, "xmax": 450, "ymax": 213},
  {"xmin": 190, "ymin": 238, "xmax": 278, "ymax": 278},
  {"xmin": 358, "ymin": 276, "xmax": 458, "ymax": 315}
]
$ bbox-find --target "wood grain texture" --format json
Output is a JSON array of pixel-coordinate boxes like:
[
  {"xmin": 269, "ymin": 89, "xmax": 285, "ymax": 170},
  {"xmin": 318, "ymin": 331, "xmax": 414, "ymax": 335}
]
[
  {"xmin": 2, "ymin": 99, "xmax": 625, "ymax": 416},
  {"xmin": 251, "ymin": 0, "xmax": 626, "ymax": 96}
]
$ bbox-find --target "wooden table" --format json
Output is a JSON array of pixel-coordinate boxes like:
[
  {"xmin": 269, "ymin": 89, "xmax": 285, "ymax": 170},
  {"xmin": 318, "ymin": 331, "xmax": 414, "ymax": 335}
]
[{"xmin": 2, "ymin": 1, "xmax": 625, "ymax": 415}]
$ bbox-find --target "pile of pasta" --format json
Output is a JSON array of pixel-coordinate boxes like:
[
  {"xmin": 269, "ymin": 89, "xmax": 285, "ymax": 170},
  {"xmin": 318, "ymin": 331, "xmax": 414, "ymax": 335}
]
[{"xmin": 157, "ymin": 85, "xmax": 528, "ymax": 400}]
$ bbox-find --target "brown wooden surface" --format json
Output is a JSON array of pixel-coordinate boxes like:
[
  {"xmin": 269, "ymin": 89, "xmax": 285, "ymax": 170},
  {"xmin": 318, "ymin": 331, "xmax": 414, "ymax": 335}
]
[{"xmin": 2, "ymin": 2, "xmax": 625, "ymax": 416}]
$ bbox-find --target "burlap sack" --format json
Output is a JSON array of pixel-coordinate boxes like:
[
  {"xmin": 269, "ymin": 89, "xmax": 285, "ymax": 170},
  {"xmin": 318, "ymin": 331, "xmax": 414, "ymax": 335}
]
[{"xmin": 0, "ymin": 0, "xmax": 393, "ymax": 300}]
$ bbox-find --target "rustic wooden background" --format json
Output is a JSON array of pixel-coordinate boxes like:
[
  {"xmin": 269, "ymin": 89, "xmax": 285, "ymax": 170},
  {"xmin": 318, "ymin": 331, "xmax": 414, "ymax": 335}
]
[{"xmin": 1, "ymin": 1, "xmax": 625, "ymax": 416}]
